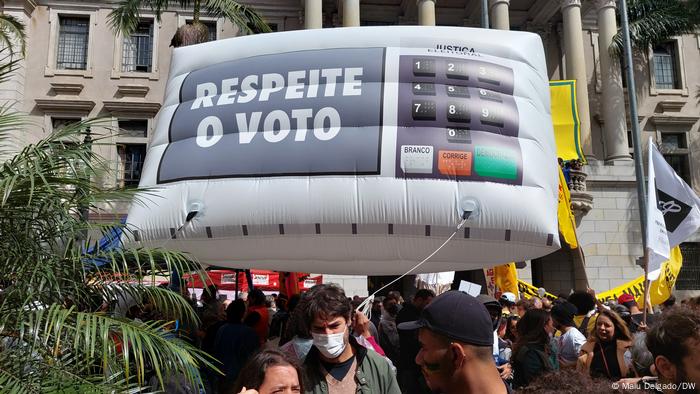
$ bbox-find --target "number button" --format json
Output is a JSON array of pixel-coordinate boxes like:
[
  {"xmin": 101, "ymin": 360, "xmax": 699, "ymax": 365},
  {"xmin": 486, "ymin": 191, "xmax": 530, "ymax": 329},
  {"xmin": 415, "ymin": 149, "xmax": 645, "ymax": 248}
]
[
  {"xmin": 413, "ymin": 82, "xmax": 436, "ymax": 96},
  {"xmin": 480, "ymin": 103, "xmax": 504, "ymax": 127},
  {"xmin": 447, "ymin": 101, "xmax": 470, "ymax": 123},
  {"xmin": 413, "ymin": 58, "xmax": 436, "ymax": 76},
  {"xmin": 478, "ymin": 88, "xmax": 502, "ymax": 103},
  {"xmin": 445, "ymin": 61, "xmax": 469, "ymax": 80},
  {"xmin": 476, "ymin": 64, "xmax": 504, "ymax": 86},
  {"xmin": 446, "ymin": 128, "xmax": 471, "ymax": 144},
  {"xmin": 446, "ymin": 85, "xmax": 470, "ymax": 98},
  {"xmin": 412, "ymin": 100, "xmax": 437, "ymax": 120}
]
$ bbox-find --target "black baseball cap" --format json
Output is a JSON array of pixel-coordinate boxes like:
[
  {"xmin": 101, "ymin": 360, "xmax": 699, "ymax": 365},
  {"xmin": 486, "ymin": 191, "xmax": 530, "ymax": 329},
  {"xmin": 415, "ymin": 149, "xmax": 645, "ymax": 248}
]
[{"xmin": 397, "ymin": 290, "xmax": 493, "ymax": 347}]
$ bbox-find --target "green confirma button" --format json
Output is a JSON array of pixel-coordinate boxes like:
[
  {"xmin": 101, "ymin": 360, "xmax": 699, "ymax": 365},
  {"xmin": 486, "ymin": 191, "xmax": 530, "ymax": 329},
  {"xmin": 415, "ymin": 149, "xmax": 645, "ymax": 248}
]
[{"xmin": 474, "ymin": 146, "xmax": 518, "ymax": 180}]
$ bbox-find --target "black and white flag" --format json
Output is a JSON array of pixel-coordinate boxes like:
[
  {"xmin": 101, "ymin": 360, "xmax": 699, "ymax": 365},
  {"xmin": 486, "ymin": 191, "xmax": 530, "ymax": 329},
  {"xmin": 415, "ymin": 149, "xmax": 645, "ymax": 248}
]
[{"xmin": 647, "ymin": 141, "xmax": 700, "ymax": 279}]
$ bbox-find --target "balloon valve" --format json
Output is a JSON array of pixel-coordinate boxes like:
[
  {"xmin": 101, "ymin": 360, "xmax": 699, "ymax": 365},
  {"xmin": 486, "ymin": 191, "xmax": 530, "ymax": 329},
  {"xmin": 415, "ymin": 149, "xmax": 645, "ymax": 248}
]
[
  {"xmin": 460, "ymin": 198, "xmax": 479, "ymax": 220},
  {"xmin": 186, "ymin": 201, "xmax": 204, "ymax": 222}
]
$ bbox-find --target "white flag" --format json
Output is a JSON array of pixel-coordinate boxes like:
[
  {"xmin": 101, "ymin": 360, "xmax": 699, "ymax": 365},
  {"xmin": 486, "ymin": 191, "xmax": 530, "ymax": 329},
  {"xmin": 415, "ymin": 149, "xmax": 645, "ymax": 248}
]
[
  {"xmin": 646, "ymin": 138, "xmax": 670, "ymax": 280},
  {"xmin": 651, "ymin": 143, "xmax": 700, "ymax": 248}
]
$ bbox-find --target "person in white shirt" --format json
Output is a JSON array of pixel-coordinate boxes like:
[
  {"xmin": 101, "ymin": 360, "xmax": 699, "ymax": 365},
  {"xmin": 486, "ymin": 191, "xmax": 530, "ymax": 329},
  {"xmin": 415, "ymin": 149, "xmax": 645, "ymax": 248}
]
[{"xmin": 551, "ymin": 301, "xmax": 586, "ymax": 368}]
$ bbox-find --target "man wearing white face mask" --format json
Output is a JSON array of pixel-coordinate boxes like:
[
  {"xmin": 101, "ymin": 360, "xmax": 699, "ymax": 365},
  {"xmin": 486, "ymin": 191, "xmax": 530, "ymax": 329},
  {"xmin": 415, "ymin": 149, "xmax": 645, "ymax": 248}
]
[{"xmin": 301, "ymin": 284, "xmax": 400, "ymax": 394}]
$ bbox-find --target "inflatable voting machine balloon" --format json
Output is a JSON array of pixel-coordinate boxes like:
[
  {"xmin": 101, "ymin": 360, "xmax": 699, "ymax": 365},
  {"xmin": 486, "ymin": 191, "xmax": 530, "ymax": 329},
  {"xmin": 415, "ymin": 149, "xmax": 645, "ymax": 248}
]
[{"xmin": 125, "ymin": 26, "xmax": 560, "ymax": 275}]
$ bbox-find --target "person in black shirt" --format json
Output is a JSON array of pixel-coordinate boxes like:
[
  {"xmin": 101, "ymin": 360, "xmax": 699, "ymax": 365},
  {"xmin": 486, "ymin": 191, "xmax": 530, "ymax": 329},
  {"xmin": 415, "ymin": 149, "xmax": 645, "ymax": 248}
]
[
  {"xmin": 396, "ymin": 289, "xmax": 434, "ymax": 394},
  {"xmin": 578, "ymin": 309, "xmax": 632, "ymax": 381},
  {"xmin": 398, "ymin": 291, "xmax": 508, "ymax": 394}
]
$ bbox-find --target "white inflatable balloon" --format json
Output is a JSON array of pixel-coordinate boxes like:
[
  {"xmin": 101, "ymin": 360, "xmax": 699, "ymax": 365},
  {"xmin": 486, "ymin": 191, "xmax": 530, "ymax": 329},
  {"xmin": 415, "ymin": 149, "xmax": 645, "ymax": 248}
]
[{"xmin": 126, "ymin": 26, "xmax": 560, "ymax": 275}]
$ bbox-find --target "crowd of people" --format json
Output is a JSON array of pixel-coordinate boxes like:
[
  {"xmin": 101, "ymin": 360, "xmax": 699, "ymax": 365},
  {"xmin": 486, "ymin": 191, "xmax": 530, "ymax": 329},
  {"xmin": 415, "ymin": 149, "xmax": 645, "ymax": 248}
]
[{"xmin": 139, "ymin": 282, "xmax": 700, "ymax": 394}]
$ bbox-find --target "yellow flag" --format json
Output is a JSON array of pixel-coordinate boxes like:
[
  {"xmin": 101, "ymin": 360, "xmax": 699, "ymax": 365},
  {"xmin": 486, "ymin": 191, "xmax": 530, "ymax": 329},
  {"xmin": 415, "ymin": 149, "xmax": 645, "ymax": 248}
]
[
  {"xmin": 494, "ymin": 263, "xmax": 519, "ymax": 296},
  {"xmin": 550, "ymin": 80, "xmax": 584, "ymax": 161},
  {"xmin": 652, "ymin": 246, "xmax": 683, "ymax": 302},
  {"xmin": 558, "ymin": 167, "xmax": 578, "ymax": 248}
]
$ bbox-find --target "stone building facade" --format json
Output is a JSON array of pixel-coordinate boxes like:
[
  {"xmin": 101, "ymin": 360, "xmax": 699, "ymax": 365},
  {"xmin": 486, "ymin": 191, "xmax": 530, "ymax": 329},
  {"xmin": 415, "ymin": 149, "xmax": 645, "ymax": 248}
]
[{"xmin": 1, "ymin": 0, "xmax": 699, "ymax": 297}]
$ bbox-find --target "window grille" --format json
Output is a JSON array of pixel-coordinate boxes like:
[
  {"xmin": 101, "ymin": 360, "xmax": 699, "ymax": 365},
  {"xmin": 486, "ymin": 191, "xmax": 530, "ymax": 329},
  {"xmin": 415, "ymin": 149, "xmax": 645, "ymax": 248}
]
[
  {"xmin": 678, "ymin": 243, "xmax": 700, "ymax": 290},
  {"xmin": 204, "ymin": 21, "xmax": 217, "ymax": 41},
  {"xmin": 122, "ymin": 21, "xmax": 154, "ymax": 72},
  {"xmin": 57, "ymin": 16, "xmax": 89, "ymax": 70},
  {"xmin": 653, "ymin": 43, "xmax": 678, "ymax": 89},
  {"xmin": 52, "ymin": 117, "xmax": 81, "ymax": 131},
  {"xmin": 663, "ymin": 154, "xmax": 692, "ymax": 186},
  {"xmin": 118, "ymin": 119, "xmax": 148, "ymax": 138},
  {"xmin": 117, "ymin": 144, "xmax": 147, "ymax": 187}
]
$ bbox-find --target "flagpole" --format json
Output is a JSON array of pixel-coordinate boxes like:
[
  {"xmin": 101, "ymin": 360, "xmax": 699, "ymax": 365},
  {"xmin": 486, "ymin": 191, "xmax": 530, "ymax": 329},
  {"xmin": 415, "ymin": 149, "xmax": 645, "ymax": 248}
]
[
  {"xmin": 619, "ymin": 0, "xmax": 651, "ymax": 324},
  {"xmin": 642, "ymin": 250, "xmax": 650, "ymax": 325}
]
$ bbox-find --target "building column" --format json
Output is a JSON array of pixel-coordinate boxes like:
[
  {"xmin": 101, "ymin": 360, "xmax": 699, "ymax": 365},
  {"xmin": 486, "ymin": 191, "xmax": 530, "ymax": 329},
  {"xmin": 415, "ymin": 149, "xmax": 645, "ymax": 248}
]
[
  {"xmin": 418, "ymin": 0, "xmax": 436, "ymax": 26},
  {"xmin": 597, "ymin": 0, "xmax": 632, "ymax": 163},
  {"xmin": 305, "ymin": 0, "xmax": 323, "ymax": 29},
  {"xmin": 342, "ymin": 0, "xmax": 360, "ymax": 27},
  {"xmin": 561, "ymin": 0, "xmax": 593, "ymax": 159},
  {"xmin": 489, "ymin": 0, "xmax": 510, "ymax": 30}
]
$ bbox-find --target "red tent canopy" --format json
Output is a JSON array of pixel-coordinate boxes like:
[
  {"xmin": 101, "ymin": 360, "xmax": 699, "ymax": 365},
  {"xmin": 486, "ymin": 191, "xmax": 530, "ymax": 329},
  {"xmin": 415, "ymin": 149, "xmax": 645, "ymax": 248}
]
[{"xmin": 183, "ymin": 270, "xmax": 322, "ymax": 293}]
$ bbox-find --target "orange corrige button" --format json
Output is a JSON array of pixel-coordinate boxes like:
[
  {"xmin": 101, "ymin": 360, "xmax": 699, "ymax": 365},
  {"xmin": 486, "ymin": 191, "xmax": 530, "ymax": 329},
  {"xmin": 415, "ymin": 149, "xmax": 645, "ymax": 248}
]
[{"xmin": 438, "ymin": 150, "xmax": 472, "ymax": 176}]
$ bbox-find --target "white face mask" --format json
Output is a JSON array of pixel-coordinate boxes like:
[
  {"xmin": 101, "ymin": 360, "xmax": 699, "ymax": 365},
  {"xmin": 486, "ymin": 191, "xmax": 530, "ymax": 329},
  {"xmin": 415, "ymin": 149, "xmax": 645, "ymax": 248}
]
[{"xmin": 311, "ymin": 326, "xmax": 347, "ymax": 359}]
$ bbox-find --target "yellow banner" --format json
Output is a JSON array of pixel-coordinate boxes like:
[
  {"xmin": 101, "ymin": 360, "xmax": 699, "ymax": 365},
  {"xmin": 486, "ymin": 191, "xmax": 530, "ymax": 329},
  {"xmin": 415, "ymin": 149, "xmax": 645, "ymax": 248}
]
[
  {"xmin": 516, "ymin": 247, "xmax": 683, "ymax": 306},
  {"xmin": 596, "ymin": 247, "xmax": 682, "ymax": 306},
  {"xmin": 517, "ymin": 280, "xmax": 558, "ymax": 301},
  {"xmin": 558, "ymin": 167, "xmax": 578, "ymax": 248},
  {"xmin": 550, "ymin": 81, "xmax": 584, "ymax": 161}
]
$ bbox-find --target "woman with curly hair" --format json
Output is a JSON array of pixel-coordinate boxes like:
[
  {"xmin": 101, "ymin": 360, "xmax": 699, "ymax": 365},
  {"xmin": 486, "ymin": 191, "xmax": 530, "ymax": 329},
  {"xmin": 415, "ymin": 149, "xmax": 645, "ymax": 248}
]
[
  {"xmin": 577, "ymin": 309, "xmax": 632, "ymax": 380},
  {"xmin": 511, "ymin": 309, "xmax": 559, "ymax": 388}
]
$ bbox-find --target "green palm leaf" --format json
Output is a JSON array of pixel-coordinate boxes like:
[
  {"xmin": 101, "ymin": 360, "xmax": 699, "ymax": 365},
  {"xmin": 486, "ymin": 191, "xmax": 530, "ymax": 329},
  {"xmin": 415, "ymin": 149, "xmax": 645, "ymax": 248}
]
[
  {"xmin": 0, "ymin": 54, "xmax": 214, "ymax": 391},
  {"xmin": 0, "ymin": 14, "xmax": 26, "ymax": 57},
  {"xmin": 109, "ymin": 0, "xmax": 270, "ymax": 42},
  {"xmin": 610, "ymin": 0, "xmax": 697, "ymax": 55}
]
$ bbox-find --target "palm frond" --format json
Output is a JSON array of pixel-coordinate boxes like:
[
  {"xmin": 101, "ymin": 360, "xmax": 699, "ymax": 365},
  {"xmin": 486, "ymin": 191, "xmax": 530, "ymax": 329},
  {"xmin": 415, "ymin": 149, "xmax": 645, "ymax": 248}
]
[
  {"xmin": 0, "ymin": 14, "xmax": 26, "ymax": 57},
  {"xmin": 12, "ymin": 304, "xmax": 212, "ymax": 390},
  {"xmin": 610, "ymin": 0, "xmax": 697, "ymax": 55},
  {"xmin": 204, "ymin": 0, "xmax": 271, "ymax": 34},
  {"xmin": 0, "ymin": 39, "xmax": 210, "ymax": 392},
  {"xmin": 108, "ymin": 0, "xmax": 147, "ymax": 37}
]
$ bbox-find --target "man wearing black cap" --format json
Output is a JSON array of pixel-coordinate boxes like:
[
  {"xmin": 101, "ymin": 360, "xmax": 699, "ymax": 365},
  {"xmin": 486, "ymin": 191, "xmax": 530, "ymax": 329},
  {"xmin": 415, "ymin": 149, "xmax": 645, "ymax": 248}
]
[
  {"xmin": 550, "ymin": 301, "xmax": 586, "ymax": 369},
  {"xmin": 398, "ymin": 291, "xmax": 508, "ymax": 394}
]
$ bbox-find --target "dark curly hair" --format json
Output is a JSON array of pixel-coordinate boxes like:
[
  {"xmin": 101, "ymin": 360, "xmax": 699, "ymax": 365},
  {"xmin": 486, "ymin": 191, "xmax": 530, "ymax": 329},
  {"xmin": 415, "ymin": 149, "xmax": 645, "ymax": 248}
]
[
  {"xmin": 300, "ymin": 284, "xmax": 352, "ymax": 332},
  {"xmin": 646, "ymin": 306, "xmax": 700, "ymax": 368}
]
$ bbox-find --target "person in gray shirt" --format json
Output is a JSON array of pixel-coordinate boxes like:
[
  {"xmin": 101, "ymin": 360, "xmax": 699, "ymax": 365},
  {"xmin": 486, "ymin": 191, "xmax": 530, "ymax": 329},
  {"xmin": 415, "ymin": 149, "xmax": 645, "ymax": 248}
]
[{"xmin": 551, "ymin": 301, "xmax": 586, "ymax": 368}]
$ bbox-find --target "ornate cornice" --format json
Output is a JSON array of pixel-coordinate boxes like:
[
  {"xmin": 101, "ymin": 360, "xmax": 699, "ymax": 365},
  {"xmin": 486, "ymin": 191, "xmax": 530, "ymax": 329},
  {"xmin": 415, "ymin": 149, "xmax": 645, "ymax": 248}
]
[
  {"xmin": 650, "ymin": 114, "xmax": 699, "ymax": 127},
  {"xmin": 657, "ymin": 100, "xmax": 686, "ymax": 113},
  {"xmin": 116, "ymin": 85, "xmax": 149, "ymax": 98},
  {"xmin": 488, "ymin": 0, "xmax": 510, "ymax": 6},
  {"xmin": 102, "ymin": 101, "xmax": 161, "ymax": 117},
  {"xmin": 2, "ymin": 0, "xmax": 37, "ymax": 16},
  {"xmin": 595, "ymin": 0, "xmax": 617, "ymax": 10},
  {"xmin": 561, "ymin": 0, "xmax": 582, "ymax": 9},
  {"xmin": 35, "ymin": 98, "xmax": 95, "ymax": 114},
  {"xmin": 49, "ymin": 83, "xmax": 84, "ymax": 96}
]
